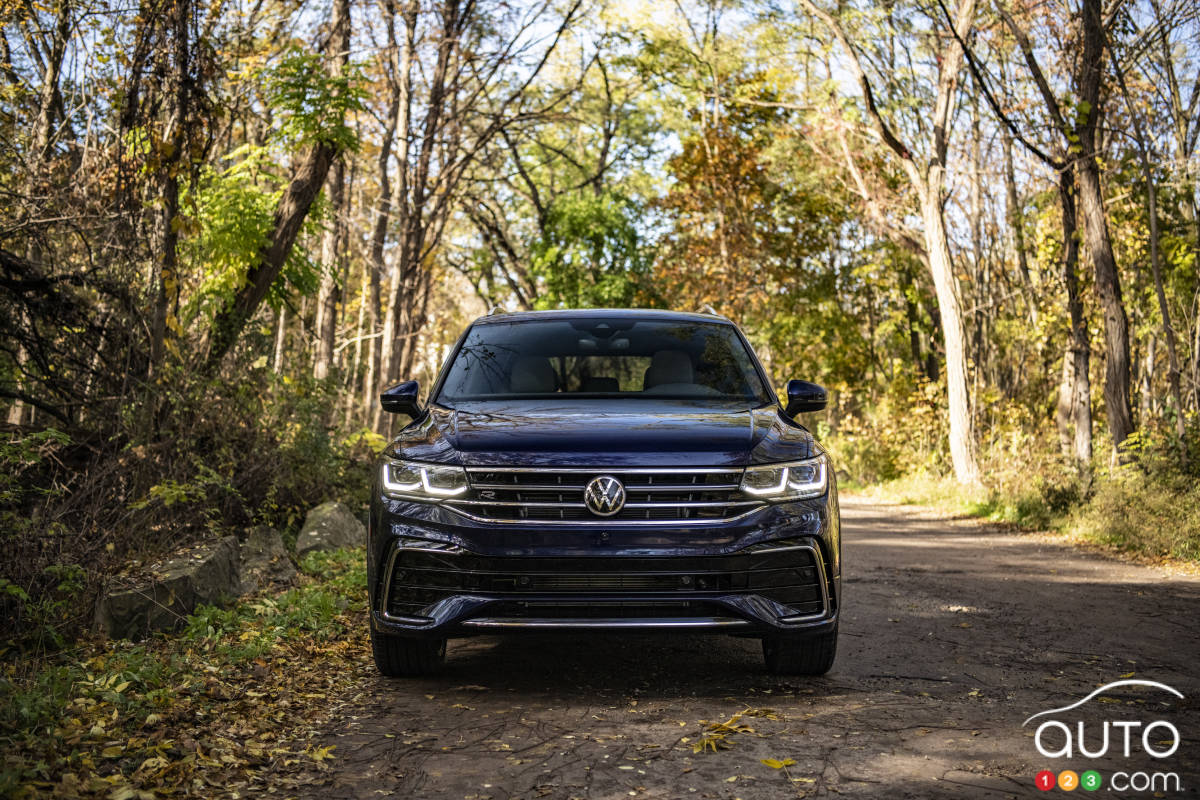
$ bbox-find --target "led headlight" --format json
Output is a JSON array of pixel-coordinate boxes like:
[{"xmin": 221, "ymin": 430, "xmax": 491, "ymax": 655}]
[
  {"xmin": 740, "ymin": 455, "xmax": 828, "ymax": 500},
  {"xmin": 381, "ymin": 460, "xmax": 468, "ymax": 499}
]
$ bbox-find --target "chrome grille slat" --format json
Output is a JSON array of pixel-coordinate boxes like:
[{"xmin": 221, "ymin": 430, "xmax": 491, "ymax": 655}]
[
  {"xmin": 468, "ymin": 482, "xmax": 741, "ymax": 491},
  {"xmin": 447, "ymin": 466, "xmax": 763, "ymax": 525},
  {"xmin": 448, "ymin": 499, "xmax": 761, "ymax": 508}
]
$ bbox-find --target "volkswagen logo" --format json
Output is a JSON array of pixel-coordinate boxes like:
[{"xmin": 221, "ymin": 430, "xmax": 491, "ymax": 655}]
[{"xmin": 583, "ymin": 475, "xmax": 626, "ymax": 517}]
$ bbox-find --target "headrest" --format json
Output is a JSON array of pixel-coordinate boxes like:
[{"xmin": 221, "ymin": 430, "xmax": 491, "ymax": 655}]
[
  {"xmin": 643, "ymin": 349, "xmax": 694, "ymax": 389},
  {"xmin": 509, "ymin": 356, "xmax": 557, "ymax": 393}
]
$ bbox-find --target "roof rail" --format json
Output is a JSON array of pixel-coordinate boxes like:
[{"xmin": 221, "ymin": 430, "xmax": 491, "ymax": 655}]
[{"xmin": 695, "ymin": 304, "xmax": 722, "ymax": 316}]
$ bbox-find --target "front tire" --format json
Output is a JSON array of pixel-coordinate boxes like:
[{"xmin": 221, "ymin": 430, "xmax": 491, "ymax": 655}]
[
  {"xmin": 762, "ymin": 624, "xmax": 838, "ymax": 675},
  {"xmin": 371, "ymin": 627, "xmax": 446, "ymax": 677}
]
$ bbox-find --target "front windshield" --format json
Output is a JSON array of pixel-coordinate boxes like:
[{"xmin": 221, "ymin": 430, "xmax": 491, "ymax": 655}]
[{"xmin": 436, "ymin": 317, "xmax": 771, "ymax": 404}]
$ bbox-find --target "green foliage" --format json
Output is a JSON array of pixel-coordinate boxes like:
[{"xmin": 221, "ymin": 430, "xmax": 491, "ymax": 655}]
[
  {"xmin": 1069, "ymin": 466, "xmax": 1200, "ymax": 561},
  {"xmin": 181, "ymin": 147, "xmax": 324, "ymax": 325},
  {"xmin": 265, "ymin": 48, "xmax": 365, "ymax": 152},
  {"xmin": 824, "ymin": 376, "xmax": 948, "ymax": 486},
  {"xmin": 299, "ymin": 547, "xmax": 368, "ymax": 596},
  {"xmin": 183, "ymin": 546, "xmax": 366, "ymax": 659},
  {"xmin": 0, "ymin": 431, "xmax": 83, "ymax": 650},
  {"xmin": 531, "ymin": 191, "xmax": 657, "ymax": 308},
  {"xmin": 0, "ymin": 357, "xmax": 371, "ymax": 650},
  {"xmin": 863, "ymin": 414, "xmax": 1200, "ymax": 563},
  {"xmin": 0, "ymin": 429, "xmax": 70, "ymax": 505}
]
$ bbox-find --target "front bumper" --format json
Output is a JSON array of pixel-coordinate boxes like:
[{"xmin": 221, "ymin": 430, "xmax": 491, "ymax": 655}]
[{"xmin": 368, "ymin": 495, "xmax": 841, "ymax": 640}]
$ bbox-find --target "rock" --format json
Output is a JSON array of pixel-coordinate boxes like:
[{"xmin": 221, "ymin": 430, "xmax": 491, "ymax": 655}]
[
  {"xmin": 295, "ymin": 501, "xmax": 365, "ymax": 557},
  {"xmin": 94, "ymin": 536, "xmax": 240, "ymax": 639},
  {"xmin": 238, "ymin": 526, "xmax": 298, "ymax": 593}
]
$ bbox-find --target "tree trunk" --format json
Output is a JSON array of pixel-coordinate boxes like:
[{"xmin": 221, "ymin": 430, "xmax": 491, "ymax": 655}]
[
  {"xmin": 363, "ymin": 255, "xmax": 383, "ymax": 428},
  {"xmin": 1059, "ymin": 167, "xmax": 1093, "ymax": 468},
  {"xmin": 1002, "ymin": 132, "xmax": 1037, "ymax": 325},
  {"xmin": 313, "ymin": 156, "xmax": 345, "ymax": 380},
  {"xmin": 920, "ymin": 188, "xmax": 980, "ymax": 484},
  {"xmin": 921, "ymin": 0, "xmax": 980, "ymax": 484},
  {"xmin": 272, "ymin": 305, "xmax": 287, "ymax": 374},
  {"xmin": 27, "ymin": 0, "xmax": 70, "ymax": 194},
  {"xmin": 1139, "ymin": 335, "xmax": 1155, "ymax": 422},
  {"xmin": 204, "ymin": 0, "xmax": 350, "ymax": 371},
  {"xmin": 11, "ymin": 0, "xmax": 71, "ymax": 422},
  {"xmin": 1114, "ymin": 57, "xmax": 1188, "ymax": 465},
  {"xmin": 6, "ymin": 338, "xmax": 28, "ymax": 425},
  {"xmin": 372, "ymin": 0, "xmax": 418, "ymax": 433},
  {"xmin": 362, "ymin": 67, "xmax": 399, "ymax": 428},
  {"xmin": 1075, "ymin": 0, "xmax": 1134, "ymax": 451},
  {"xmin": 968, "ymin": 95, "xmax": 986, "ymax": 395},
  {"xmin": 311, "ymin": 0, "xmax": 351, "ymax": 381},
  {"xmin": 1076, "ymin": 160, "xmax": 1133, "ymax": 450},
  {"xmin": 900, "ymin": 266, "xmax": 924, "ymax": 377},
  {"xmin": 1056, "ymin": 348, "xmax": 1075, "ymax": 457},
  {"xmin": 151, "ymin": 0, "xmax": 189, "ymax": 374},
  {"xmin": 799, "ymin": 0, "xmax": 980, "ymax": 482},
  {"xmin": 345, "ymin": 271, "xmax": 368, "ymax": 426}
]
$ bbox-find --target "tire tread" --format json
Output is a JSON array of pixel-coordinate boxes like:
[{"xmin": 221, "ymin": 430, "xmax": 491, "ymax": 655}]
[
  {"xmin": 371, "ymin": 629, "xmax": 445, "ymax": 677},
  {"xmin": 762, "ymin": 626, "xmax": 838, "ymax": 675}
]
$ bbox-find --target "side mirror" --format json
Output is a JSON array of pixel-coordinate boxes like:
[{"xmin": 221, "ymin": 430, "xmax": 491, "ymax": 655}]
[
  {"xmin": 380, "ymin": 380, "xmax": 422, "ymax": 418},
  {"xmin": 785, "ymin": 379, "xmax": 827, "ymax": 416}
]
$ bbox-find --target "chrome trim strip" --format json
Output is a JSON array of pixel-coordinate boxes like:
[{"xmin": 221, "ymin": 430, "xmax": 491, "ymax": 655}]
[
  {"xmin": 446, "ymin": 499, "xmax": 760, "ymax": 509},
  {"xmin": 461, "ymin": 616, "xmax": 751, "ymax": 629},
  {"xmin": 393, "ymin": 536, "xmax": 465, "ymax": 554},
  {"xmin": 379, "ymin": 544, "xmax": 436, "ymax": 624},
  {"xmin": 441, "ymin": 503, "xmax": 765, "ymax": 526},
  {"xmin": 469, "ymin": 482, "xmax": 742, "ymax": 492},
  {"xmin": 750, "ymin": 543, "xmax": 811, "ymax": 555},
  {"xmin": 464, "ymin": 466, "xmax": 744, "ymax": 474},
  {"xmin": 775, "ymin": 543, "xmax": 831, "ymax": 623},
  {"xmin": 458, "ymin": 466, "xmax": 757, "ymax": 525}
]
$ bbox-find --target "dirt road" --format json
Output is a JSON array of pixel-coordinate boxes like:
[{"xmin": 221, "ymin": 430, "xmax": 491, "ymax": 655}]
[{"xmin": 305, "ymin": 497, "xmax": 1200, "ymax": 798}]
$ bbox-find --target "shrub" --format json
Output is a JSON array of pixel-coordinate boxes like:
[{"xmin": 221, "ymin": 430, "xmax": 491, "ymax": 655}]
[
  {"xmin": 0, "ymin": 361, "xmax": 373, "ymax": 651},
  {"xmin": 1068, "ymin": 464, "xmax": 1200, "ymax": 561}
]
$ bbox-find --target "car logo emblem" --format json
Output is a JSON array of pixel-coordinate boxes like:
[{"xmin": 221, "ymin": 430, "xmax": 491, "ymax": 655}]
[{"xmin": 584, "ymin": 475, "xmax": 626, "ymax": 516}]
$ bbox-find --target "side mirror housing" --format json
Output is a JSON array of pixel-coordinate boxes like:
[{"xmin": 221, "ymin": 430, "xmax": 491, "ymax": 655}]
[
  {"xmin": 785, "ymin": 379, "xmax": 827, "ymax": 416},
  {"xmin": 380, "ymin": 380, "xmax": 422, "ymax": 418}
]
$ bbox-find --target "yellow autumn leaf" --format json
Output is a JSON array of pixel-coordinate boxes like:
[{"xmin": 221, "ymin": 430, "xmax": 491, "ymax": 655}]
[
  {"xmin": 307, "ymin": 744, "xmax": 336, "ymax": 762},
  {"xmin": 761, "ymin": 757, "xmax": 797, "ymax": 769}
]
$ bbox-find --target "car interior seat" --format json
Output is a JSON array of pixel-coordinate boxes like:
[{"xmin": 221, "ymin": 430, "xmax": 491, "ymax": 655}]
[
  {"xmin": 643, "ymin": 349, "xmax": 694, "ymax": 390},
  {"xmin": 509, "ymin": 356, "xmax": 558, "ymax": 393}
]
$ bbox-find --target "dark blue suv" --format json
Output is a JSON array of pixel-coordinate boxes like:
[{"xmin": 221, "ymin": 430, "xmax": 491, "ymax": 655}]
[{"xmin": 368, "ymin": 309, "xmax": 840, "ymax": 676}]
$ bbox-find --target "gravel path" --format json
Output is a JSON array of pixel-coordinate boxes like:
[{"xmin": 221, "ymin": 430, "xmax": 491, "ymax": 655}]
[{"xmin": 304, "ymin": 497, "xmax": 1200, "ymax": 799}]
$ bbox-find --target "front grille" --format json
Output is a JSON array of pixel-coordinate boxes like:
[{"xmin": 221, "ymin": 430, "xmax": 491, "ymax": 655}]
[
  {"xmin": 384, "ymin": 545, "xmax": 825, "ymax": 619},
  {"xmin": 444, "ymin": 467, "xmax": 763, "ymax": 525}
]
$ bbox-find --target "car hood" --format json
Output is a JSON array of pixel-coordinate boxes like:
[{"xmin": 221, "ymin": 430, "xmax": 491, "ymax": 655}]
[{"xmin": 387, "ymin": 399, "xmax": 816, "ymax": 467}]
